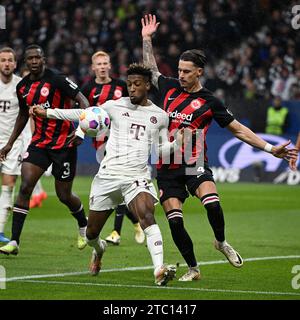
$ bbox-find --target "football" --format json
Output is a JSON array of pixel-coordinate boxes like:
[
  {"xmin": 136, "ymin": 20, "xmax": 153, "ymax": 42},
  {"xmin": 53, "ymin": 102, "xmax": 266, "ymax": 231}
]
[{"xmin": 79, "ymin": 107, "xmax": 110, "ymax": 137}]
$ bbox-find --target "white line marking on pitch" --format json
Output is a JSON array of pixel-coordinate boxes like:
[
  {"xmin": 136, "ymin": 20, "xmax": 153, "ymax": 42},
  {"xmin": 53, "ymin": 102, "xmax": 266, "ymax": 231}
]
[
  {"xmin": 18, "ymin": 279, "xmax": 300, "ymax": 297},
  {"xmin": 5, "ymin": 255, "xmax": 300, "ymax": 282}
]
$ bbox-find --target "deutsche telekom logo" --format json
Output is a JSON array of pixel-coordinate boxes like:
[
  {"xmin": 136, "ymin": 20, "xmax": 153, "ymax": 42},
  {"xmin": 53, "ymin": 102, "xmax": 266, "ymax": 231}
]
[{"xmin": 0, "ymin": 6, "xmax": 5, "ymax": 29}]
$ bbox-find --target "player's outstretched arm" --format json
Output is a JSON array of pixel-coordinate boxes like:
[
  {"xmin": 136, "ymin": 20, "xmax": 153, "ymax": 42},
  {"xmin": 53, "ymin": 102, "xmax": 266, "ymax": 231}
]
[
  {"xmin": 30, "ymin": 105, "xmax": 83, "ymax": 122},
  {"xmin": 141, "ymin": 14, "xmax": 161, "ymax": 88},
  {"xmin": 226, "ymin": 120, "xmax": 299, "ymax": 164}
]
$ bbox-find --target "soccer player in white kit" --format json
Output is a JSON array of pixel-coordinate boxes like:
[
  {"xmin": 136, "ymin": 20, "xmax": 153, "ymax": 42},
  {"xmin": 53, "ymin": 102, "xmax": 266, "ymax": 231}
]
[
  {"xmin": 31, "ymin": 64, "xmax": 182, "ymax": 286},
  {"xmin": 0, "ymin": 47, "xmax": 31, "ymax": 243}
]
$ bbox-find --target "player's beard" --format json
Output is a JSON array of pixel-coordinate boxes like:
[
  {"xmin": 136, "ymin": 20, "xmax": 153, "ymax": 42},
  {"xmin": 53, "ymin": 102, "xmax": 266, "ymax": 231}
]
[{"xmin": 0, "ymin": 68, "xmax": 13, "ymax": 76}]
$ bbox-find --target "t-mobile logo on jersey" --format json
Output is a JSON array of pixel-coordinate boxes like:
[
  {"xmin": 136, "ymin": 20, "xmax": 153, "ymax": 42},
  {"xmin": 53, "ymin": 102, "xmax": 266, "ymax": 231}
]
[
  {"xmin": 0, "ymin": 100, "xmax": 10, "ymax": 112},
  {"xmin": 130, "ymin": 123, "xmax": 146, "ymax": 140}
]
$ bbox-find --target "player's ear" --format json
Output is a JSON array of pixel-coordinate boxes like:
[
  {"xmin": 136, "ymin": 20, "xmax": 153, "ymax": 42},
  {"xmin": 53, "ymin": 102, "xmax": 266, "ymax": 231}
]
[
  {"xmin": 146, "ymin": 81, "xmax": 151, "ymax": 90},
  {"xmin": 198, "ymin": 67, "xmax": 204, "ymax": 77}
]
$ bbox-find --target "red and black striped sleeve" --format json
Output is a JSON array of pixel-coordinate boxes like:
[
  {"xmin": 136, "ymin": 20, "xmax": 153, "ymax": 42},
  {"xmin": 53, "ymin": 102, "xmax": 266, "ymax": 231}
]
[
  {"xmin": 16, "ymin": 80, "xmax": 27, "ymax": 110},
  {"xmin": 54, "ymin": 74, "xmax": 80, "ymax": 99},
  {"xmin": 209, "ymin": 97, "xmax": 235, "ymax": 128}
]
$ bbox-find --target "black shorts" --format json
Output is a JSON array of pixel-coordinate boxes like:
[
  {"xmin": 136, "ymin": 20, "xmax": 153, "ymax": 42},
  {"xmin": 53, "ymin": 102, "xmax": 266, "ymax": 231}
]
[
  {"xmin": 23, "ymin": 145, "xmax": 77, "ymax": 182},
  {"xmin": 157, "ymin": 164, "xmax": 215, "ymax": 204}
]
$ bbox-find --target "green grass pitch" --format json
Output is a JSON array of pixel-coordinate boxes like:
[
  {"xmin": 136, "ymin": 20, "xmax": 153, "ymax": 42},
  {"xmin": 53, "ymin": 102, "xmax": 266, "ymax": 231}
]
[{"xmin": 0, "ymin": 176, "xmax": 299, "ymax": 300}]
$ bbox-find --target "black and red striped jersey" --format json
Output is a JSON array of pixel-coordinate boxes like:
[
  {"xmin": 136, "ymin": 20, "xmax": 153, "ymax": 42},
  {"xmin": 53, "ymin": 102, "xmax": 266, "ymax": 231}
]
[
  {"xmin": 16, "ymin": 68, "xmax": 79, "ymax": 150},
  {"xmin": 81, "ymin": 78, "xmax": 128, "ymax": 149},
  {"xmin": 81, "ymin": 78, "xmax": 128, "ymax": 106},
  {"xmin": 157, "ymin": 75, "xmax": 235, "ymax": 170}
]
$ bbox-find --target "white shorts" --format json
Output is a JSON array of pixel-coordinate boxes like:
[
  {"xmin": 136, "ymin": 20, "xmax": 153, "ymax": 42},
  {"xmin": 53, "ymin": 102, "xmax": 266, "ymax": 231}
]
[
  {"xmin": 0, "ymin": 140, "xmax": 26, "ymax": 176},
  {"xmin": 89, "ymin": 174, "xmax": 158, "ymax": 211}
]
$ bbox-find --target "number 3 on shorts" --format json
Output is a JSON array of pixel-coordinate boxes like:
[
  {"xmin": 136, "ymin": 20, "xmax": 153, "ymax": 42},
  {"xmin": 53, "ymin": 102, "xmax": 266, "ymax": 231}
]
[{"xmin": 61, "ymin": 162, "xmax": 71, "ymax": 179}]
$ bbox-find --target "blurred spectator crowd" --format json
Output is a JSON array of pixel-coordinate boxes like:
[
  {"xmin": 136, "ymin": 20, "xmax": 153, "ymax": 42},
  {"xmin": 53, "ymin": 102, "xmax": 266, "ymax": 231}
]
[{"xmin": 0, "ymin": 0, "xmax": 299, "ymax": 101}]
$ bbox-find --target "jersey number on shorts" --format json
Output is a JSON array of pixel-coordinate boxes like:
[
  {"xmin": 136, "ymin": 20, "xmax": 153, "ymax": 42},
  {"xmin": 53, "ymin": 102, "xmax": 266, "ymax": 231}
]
[{"xmin": 61, "ymin": 162, "xmax": 71, "ymax": 179}]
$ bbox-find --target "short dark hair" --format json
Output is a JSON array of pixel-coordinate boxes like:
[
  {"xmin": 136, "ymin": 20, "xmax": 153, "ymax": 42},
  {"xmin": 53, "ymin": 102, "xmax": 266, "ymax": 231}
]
[
  {"xmin": 180, "ymin": 49, "xmax": 207, "ymax": 68},
  {"xmin": 127, "ymin": 63, "xmax": 152, "ymax": 82},
  {"xmin": 0, "ymin": 47, "xmax": 17, "ymax": 61},
  {"xmin": 25, "ymin": 44, "xmax": 45, "ymax": 57}
]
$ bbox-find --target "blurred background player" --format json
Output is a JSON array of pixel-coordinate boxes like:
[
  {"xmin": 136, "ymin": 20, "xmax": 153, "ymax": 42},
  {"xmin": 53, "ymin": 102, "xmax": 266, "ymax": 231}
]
[
  {"xmin": 0, "ymin": 44, "xmax": 90, "ymax": 255},
  {"xmin": 81, "ymin": 50, "xmax": 144, "ymax": 245},
  {"xmin": 0, "ymin": 47, "xmax": 32, "ymax": 243},
  {"xmin": 20, "ymin": 66, "xmax": 48, "ymax": 209}
]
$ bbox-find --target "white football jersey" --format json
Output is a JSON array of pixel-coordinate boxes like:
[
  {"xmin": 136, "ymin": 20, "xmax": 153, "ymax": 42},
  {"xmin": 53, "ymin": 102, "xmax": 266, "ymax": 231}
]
[
  {"xmin": 99, "ymin": 97, "xmax": 169, "ymax": 177},
  {"xmin": 0, "ymin": 74, "xmax": 31, "ymax": 142},
  {"xmin": 47, "ymin": 97, "xmax": 175, "ymax": 178}
]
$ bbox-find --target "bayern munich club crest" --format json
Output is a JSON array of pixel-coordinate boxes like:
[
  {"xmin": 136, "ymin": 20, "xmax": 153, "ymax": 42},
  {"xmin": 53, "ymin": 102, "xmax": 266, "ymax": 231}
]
[
  {"xmin": 150, "ymin": 116, "xmax": 157, "ymax": 124},
  {"xmin": 114, "ymin": 89, "xmax": 122, "ymax": 98},
  {"xmin": 191, "ymin": 99, "xmax": 202, "ymax": 109},
  {"xmin": 41, "ymin": 87, "xmax": 49, "ymax": 97}
]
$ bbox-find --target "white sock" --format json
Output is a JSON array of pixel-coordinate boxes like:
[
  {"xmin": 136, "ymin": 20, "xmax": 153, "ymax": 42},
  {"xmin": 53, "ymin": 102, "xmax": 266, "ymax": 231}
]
[
  {"xmin": 79, "ymin": 226, "xmax": 86, "ymax": 237},
  {"xmin": 0, "ymin": 186, "xmax": 13, "ymax": 233},
  {"xmin": 86, "ymin": 236, "xmax": 105, "ymax": 256},
  {"xmin": 144, "ymin": 224, "xmax": 164, "ymax": 274}
]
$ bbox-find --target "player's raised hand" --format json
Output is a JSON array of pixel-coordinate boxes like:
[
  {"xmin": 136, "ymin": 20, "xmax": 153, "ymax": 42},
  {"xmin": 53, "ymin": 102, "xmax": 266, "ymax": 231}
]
[{"xmin": 141, "ymin": 14, "xmax": 160, "ymax": 39}]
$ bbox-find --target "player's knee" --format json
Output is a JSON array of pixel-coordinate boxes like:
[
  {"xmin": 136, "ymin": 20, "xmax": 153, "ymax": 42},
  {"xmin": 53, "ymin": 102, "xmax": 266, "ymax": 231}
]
[
  {"xmin": 138, "ymin": 210, "xmax": 155, "ymax": 228},
  {"xmin": 19, "ymin": 182, "xmax": 35, "ymax": 199},
  {"xmin": 86, "ymin": 226, "xmax": 99, "ymax": 240}
]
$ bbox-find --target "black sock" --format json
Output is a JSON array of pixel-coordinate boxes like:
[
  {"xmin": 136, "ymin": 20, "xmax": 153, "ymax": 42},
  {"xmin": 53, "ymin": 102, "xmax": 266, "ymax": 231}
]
[
  {"xmin": 201, "ymin": 194, "xmax": 225, "ymax": 242},
  {"xmin": 114, "ymin": 206, "xmax": 126, "ymax": 234},
  {"xmin": 11, "ymin": 206, "xmax": 29, "ymax": 245},
  {"xmin": 71, "ymin": 204, "xmax": 87, "ymax": 228},
  {"xmin": 166, "ymin": 209, "xmax": 197, "ymax": 268}
]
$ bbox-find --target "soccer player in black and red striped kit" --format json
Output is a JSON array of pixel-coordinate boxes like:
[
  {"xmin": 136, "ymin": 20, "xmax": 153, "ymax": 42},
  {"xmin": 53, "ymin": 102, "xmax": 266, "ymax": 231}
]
[
  {"xmin": 142, "ymin": 14, "xmax": 298, "ymax": 281},
  {"xmin": 81, "ymin": 51, "xmax": 145, "ymax": 245},
  {"xmin": 0, "ymin": 45, "xmax": 90, "ymax": 255}
]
